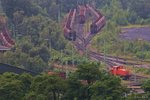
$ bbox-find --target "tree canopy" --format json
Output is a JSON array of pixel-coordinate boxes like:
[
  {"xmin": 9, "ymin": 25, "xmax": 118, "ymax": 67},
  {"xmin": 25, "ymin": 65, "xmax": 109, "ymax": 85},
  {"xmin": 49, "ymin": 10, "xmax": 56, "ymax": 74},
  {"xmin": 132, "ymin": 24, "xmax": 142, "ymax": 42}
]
[{"xmin": 0, "ymin": 62, "xmax": 128, "ymax": 100}]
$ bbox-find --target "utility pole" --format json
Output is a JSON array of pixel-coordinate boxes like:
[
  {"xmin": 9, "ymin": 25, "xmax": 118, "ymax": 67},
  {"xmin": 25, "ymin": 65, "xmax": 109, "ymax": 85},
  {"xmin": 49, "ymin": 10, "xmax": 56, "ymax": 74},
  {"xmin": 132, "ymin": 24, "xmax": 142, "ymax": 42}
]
[
  {"xmin": 57, "ymin": 0, "xmax": 61, "ymax": 23},
  {"xmin": 104, "ymin": 39, "xmax": 106, "ymax": 66},
  {"xmin": 72, "ymin": 37, "xmax": 74, "ymax": 67},
  {"xmin": 123, "ymin": 41, "xmax": 125, "ymax": 56},
  {"xmin": 49, "ymin": 38, "xmax": 51, "ymax": 52},
  {"xmin": 91, "ymin": 0, "xmax": 96, "ymax": 8},
  {"xmin": 138, "ymin": 38, "xmax": 143, "ymax": 67},
  {"xmin": 60, "ymin": 49, "xmax": 63, "ymax": 71},
  {"xmin": 48, "ymin": 28, "xmax": 52, "ymax": 51},
  {"xmin": 123, "ymin": 40, "xmax": 126, "ymax": 64},
  {"xmin": 133, "ymin": 65, "xmax": 137, "ymax": 83},
  {"xmin": 84, "ymin": 40, "xmax": 88, "ymax": 61},
  {"xmin": 77, "ymin": 0, "xmax": 79, "ymax": 6},
  {"xmin": 77, "ymin": 0, "xmax": 85, "ymax": 5},
  {"xmin": 141, "ymin": 39, "xmax": 143, "ymax": 67},
  {"xmin": 44, "ymin": 38, "xmax": 49, "ymax": 48},
  {"xmin": 0, "ymin": 1, "xmax": 2, "ymax": 13}
]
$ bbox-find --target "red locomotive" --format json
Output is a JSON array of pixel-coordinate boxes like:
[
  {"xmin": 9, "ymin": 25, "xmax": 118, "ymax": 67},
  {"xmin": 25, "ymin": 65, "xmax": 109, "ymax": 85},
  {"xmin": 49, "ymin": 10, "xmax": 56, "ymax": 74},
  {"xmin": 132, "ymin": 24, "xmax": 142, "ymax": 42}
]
[{"xmin": 110, "ymin": 66, "xmax": 131, "ymax": 79}]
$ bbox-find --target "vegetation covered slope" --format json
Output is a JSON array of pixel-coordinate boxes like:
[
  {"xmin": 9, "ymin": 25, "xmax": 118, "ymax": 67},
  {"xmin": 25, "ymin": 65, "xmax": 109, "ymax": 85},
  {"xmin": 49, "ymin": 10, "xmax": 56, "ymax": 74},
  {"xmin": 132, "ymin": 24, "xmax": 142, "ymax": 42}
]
[
  {"xmin": 0, "ymin": 0, "xmax": 150, "ymax": 99},
  {"xmin": 0, "ymin": 63, "xmax": 127, "ymax": 100},
  {"xmin": 0, "ymin": 0, "xmax": 150, "ymax": 72}
]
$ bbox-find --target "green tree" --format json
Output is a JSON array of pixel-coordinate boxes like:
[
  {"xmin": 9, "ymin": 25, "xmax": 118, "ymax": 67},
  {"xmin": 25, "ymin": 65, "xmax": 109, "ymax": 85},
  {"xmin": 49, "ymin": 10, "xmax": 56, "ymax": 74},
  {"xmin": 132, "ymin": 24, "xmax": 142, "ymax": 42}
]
[
  {"xmin": 90, "ymin": 74, "xmax": 126, "ymax": 100},
  {"xmin": 65, "ymin": 62, "xmax": 126, "ymax": 100},
  {"xmin": 0, "ymin": 73, "xmax": 31, "ymax": 100},
  {"xmin": 26, "ymin": 56, "xmax": 47, "ymax": 72},
  {"xmin": 0, "ymin": 16, "xmax": 7, "ymax": 30},
  {"xmin": 142, "ymin": 79, "xmax": 150, "ymax": 92},
  {"xmin": 1, "ymin": 0, "xmax": 44, "ymax": 19},
  {"xmin": 24, "ymin": 91, "xmax": 47, "ymax": 100},
  {"xmin": 19, "ymin": 73, "xmax": 33, "ymax": 93},
  {"xmin": 76, "ymin": 62, "xmax": 101, "ymax": 85},
  {"xmin": 64, "ymin": 75, "xmax": 88, "ymax": 100},
  {"xmin": 29, "ymin": 45, "xmax": 50, "ymax": 63},
  {"xmin": 129, "ymin": 0, "xmax": 150, "ymax": 19},
  {"xmin": 30, "ymin": 74, "xmax": 67, "ymax": 100}
]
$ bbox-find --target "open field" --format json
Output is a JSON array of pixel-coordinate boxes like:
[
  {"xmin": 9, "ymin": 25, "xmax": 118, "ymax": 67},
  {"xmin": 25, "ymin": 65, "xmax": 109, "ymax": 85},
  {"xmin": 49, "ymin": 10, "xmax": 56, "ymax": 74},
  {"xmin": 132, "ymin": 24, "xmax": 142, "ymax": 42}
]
[{"xmin": 120, "ymin": 26, "xmax": 150, "ymax": 42}]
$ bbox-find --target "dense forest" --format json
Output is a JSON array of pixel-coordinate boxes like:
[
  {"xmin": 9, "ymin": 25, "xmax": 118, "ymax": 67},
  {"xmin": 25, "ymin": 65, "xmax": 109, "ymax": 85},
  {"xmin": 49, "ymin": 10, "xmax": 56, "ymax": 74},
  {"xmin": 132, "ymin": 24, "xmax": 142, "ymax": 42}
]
[{"xmin": 0, "ymin": 0, "xmax": 150, "ymax": 99}]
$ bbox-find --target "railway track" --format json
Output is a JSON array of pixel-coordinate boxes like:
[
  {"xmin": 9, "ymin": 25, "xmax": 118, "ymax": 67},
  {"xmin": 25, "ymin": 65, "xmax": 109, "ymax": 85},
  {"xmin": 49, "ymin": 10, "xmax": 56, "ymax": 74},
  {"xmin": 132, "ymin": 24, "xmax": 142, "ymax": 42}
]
[
  {"xmin": 89, "ymin": 50, "xmax": 149, "ymax": 92},
  {"xmin": 73, "ymin": 41, "xmax": 150, "ymax": 68},
  {"xmin": 89, "ymin": 51, "xmax": 150, "ymax": 68},
  {"xmin": 63, "ymin": 5, "xmax": 150, "ymax": 94},
  {"xmin": 74, "ymin": 34, "xmax": 150, "ymax": 92},
  {"xmin": 74, "ymin": 43, "xmax": 149, "ymax": 67},
  {"xmin": 69, "ymin": 9, "xmax": 150, "ymax": 92},
  {"xmin": 128, "ymin": 75, "xmax": 148, "ymax": 85}
]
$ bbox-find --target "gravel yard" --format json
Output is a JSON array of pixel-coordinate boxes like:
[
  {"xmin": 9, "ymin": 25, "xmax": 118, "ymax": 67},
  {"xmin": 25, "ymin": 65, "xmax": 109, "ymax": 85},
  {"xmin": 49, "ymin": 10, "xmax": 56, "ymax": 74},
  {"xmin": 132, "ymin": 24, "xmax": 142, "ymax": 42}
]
[{"xmin": 120, "ymin": 26, "xmax": 150, "ymax": 42}]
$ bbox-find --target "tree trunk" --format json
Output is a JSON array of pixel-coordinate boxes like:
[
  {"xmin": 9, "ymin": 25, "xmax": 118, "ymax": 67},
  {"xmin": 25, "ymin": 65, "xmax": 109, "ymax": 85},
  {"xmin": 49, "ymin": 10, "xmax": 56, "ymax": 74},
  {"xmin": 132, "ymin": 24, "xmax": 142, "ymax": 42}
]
[
  {"xmin": 87, "ymin": 88, "xmax": 91, "ymax": 100},
  {"xmin": 53, "ymin": 91, "xmax": 56, "ymax": 100}
]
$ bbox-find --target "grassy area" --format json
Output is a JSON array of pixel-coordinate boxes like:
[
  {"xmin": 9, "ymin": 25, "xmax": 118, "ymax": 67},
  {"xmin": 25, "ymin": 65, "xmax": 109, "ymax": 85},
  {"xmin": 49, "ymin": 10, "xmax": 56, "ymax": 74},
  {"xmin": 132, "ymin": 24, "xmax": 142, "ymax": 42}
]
[
  {"xmin": 121, "ymin": 24, "xmax": 150, "ymax": 28},
  {"xmin": 126, "ymin": 65, "xmax": 150, "ymax": 77}
]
